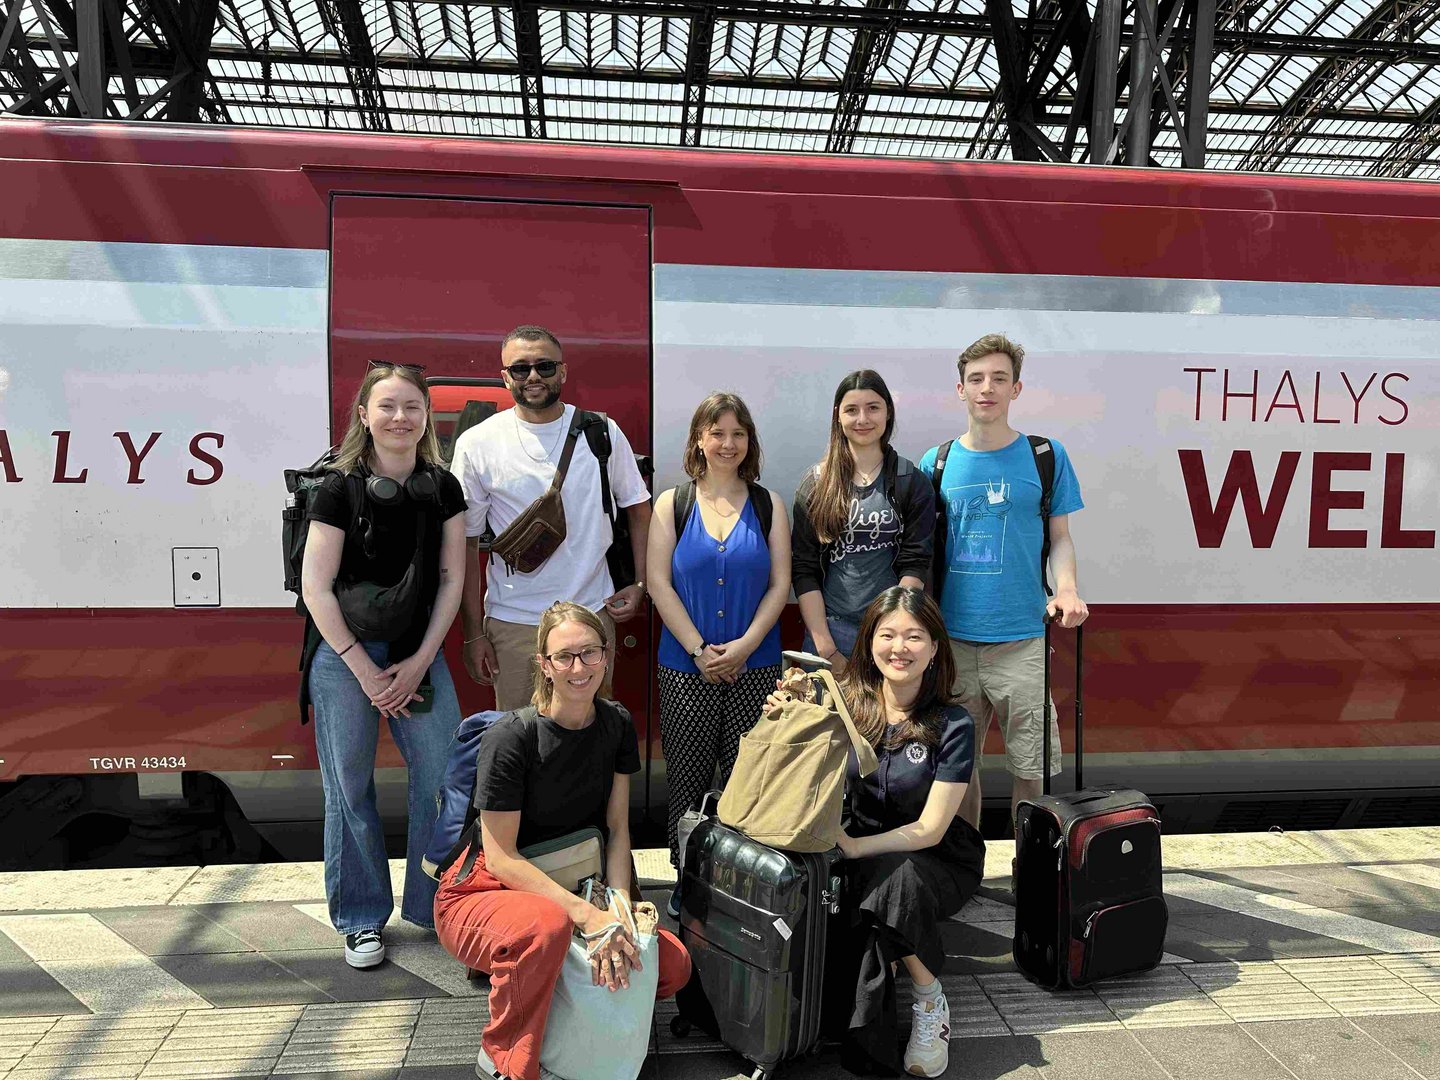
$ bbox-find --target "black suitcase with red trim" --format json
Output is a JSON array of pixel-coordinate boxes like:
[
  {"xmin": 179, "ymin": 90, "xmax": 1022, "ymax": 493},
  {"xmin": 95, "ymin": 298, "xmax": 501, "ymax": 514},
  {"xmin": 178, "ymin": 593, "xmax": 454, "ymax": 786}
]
[{"xmin": 1012, "ymin": 623, "xmax": 1169, "ymax": 989}]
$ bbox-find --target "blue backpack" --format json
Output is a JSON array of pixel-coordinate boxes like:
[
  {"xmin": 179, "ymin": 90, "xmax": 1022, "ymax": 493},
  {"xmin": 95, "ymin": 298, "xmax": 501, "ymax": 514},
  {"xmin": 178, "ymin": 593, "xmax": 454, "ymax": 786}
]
[{"xmin": 422, "ymin": 708, "xmax": 530, "ymax": 881}]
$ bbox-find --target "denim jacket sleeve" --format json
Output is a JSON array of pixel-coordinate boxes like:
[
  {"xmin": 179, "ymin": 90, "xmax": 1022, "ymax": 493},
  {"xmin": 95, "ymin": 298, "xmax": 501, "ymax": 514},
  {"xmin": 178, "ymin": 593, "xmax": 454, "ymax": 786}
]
[
  {"xmin": 790, "ymin": 469, "xmax": 827, "ymax": 598},
  {"xmin": 890, "ymin": 455, "xmax": 937, "ymax": 588}
]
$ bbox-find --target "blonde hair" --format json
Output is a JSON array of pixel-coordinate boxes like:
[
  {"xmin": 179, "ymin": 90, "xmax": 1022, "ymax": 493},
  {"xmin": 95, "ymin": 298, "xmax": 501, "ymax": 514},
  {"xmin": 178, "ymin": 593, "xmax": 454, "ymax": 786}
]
[
  {"xmin": 958, "ymin": 333, "xmax": 1025, "ymax": 381},
  {"xmin": 331, "ymin": 363, "xmax": 445, "ymax": 475},
  {"xmin": 531, "ymin": 601, "xmax": 611, "ymax": 711}
]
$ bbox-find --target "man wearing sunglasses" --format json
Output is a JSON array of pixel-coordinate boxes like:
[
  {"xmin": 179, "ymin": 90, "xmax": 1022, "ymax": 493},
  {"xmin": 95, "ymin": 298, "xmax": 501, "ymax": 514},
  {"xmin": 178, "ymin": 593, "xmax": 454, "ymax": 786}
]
[{"xmin": 451, "ymin": 325, "xmax": 652, "ymax": 711}]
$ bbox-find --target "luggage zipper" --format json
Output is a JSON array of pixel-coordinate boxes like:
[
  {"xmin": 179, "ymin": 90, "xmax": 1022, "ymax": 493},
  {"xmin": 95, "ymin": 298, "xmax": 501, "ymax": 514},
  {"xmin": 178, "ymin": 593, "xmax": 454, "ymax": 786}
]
[
  {"xmin": 1082, "ymin": 910, "xmax": 1099, "ymax": 939},
  {"xmin": 1053, "ymin": 834, "xmax": 1064, "ymax": 872}
]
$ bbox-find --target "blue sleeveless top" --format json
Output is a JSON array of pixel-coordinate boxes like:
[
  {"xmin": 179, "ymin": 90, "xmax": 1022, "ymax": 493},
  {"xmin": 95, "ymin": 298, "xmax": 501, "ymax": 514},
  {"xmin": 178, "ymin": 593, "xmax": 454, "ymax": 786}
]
[{"xmin": 657, "ymin": 492, "xmax": 782, "ymax": 673}]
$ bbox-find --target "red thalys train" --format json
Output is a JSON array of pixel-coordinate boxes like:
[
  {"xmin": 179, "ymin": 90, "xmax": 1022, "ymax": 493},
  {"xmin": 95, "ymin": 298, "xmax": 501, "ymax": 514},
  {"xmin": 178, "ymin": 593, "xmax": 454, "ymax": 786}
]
[{"xmin": 2, "ymin": 117, "xmax": 1438, "ymax": 866}]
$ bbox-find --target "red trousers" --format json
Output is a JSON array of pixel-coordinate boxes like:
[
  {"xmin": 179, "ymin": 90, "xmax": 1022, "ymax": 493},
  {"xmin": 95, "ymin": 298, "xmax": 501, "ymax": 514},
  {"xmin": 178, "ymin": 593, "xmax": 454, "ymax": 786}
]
[{"xmin": 435, "ymin": 850, "xmax": 692, "ymax": 1080}]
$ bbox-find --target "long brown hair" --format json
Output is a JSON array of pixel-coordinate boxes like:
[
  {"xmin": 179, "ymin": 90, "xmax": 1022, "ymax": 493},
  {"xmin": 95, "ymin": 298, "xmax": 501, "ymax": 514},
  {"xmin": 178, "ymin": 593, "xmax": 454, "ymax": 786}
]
[
  {"xmin": 331, "ymin": 363, "xmax": 445, "ymax": 474},
  {"xmin": 805, "ymin": 370, "xmax": 896, "ymax": 543},
  {"xmin": 840, "ymin": 587, "xmax": 956, "ymax": 749},
  {"xmin": 531, "ymin": 601, "xmax": 611, "ymax": 712},
  {"xmin": 681, "ymin": 391, "xmax": 763, "ymax": 482}
]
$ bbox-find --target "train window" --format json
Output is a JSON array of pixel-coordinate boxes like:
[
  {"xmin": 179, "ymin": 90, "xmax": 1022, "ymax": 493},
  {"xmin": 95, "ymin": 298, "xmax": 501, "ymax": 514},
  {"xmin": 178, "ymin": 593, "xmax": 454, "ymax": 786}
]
[{"xmin": 428, "ymin": 378, "xmax": 509, "ymax": 460}]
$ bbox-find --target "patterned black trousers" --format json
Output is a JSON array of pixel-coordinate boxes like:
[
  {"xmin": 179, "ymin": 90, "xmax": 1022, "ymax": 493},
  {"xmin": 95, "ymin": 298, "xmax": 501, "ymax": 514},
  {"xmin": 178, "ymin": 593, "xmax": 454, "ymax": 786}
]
[{"xmin": 657, "ymin": 663, "xmax": 781, "ymax": 869}]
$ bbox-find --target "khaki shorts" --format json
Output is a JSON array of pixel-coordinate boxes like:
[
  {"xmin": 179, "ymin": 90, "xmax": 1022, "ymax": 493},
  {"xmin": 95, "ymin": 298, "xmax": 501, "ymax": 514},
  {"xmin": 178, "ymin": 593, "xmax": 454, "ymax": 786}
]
[
  {"xmin": 949, "ymin": 636, "xmax": 1061, "ymax": 780},
  {"xmin": 485, "ymin": 610, "xmax": 617, "ymax": 712}
]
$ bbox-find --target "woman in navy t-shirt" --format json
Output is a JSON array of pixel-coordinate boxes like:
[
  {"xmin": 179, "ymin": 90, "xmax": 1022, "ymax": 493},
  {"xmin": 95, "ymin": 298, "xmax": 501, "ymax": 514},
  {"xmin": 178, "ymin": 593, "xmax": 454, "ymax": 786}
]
[
  {"xmin": 775, "ymin": 586, "xmax": 984, "ymax": 1077},
  {"xmin": 648, "ymin": 392, "xmax": 791, "ymax": 916}
]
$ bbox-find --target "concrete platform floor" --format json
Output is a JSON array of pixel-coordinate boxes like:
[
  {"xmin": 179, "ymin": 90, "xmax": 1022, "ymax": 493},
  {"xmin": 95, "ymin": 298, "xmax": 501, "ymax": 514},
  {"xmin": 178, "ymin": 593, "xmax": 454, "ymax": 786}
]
[{"xmin": 0, "ymin": 827, "xmax": 1437, "ymax": 1080}]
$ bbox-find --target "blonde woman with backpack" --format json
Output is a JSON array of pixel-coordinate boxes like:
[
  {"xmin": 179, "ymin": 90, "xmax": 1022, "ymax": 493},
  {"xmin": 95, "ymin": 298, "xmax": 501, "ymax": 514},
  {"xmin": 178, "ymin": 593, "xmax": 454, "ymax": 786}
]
[{"xmin": 300, "ymin": 361, "xmax": 468, "ymax": 970}]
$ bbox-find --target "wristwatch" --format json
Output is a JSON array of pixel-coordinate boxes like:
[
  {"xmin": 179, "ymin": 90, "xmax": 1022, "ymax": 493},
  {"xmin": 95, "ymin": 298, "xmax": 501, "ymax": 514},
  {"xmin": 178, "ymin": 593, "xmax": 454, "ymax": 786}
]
[{"xmin": 689, "ymin": 641, "xmax": 707, "ymax": 659}]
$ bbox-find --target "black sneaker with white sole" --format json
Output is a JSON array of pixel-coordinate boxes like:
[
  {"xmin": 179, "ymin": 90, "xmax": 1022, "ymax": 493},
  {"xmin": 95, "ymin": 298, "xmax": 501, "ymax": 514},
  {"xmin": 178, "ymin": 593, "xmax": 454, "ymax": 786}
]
[{"xmin": 344, "ymin": 929, "xmax": 385, "ymax": 969}]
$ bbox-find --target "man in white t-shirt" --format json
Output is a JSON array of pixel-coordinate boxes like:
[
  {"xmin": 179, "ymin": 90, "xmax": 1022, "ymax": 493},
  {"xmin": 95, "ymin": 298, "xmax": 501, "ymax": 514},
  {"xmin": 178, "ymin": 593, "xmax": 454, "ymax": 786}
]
[{"xmin": 451, "ymin": 325, "xmax": 652, "ymax": 710}]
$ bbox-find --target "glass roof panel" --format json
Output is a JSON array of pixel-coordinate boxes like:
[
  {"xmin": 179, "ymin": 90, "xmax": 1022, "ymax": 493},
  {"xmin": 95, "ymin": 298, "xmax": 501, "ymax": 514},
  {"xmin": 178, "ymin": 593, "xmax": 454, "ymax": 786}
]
[{"xmin": 5, "ymin": 0, "xmax": 1440, "ymax": 177}]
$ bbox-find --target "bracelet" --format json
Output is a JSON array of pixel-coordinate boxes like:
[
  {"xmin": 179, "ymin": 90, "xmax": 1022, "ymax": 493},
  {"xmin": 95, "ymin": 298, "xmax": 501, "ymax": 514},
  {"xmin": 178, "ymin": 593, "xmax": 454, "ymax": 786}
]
[
  {"xmin": 463, "ymin": 634, "xmax": 487, "ymax": 644},
  {"xmin": 337, "ymin": 640, "xmax": 358, "ymax": 657}
]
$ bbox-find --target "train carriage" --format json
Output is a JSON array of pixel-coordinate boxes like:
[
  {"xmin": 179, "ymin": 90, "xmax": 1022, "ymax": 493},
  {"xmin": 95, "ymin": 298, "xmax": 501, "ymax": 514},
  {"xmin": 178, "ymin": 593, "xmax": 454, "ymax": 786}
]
[{"xmin": 2, "ymin": 116, "xmax": 1438, "ymax": 865}]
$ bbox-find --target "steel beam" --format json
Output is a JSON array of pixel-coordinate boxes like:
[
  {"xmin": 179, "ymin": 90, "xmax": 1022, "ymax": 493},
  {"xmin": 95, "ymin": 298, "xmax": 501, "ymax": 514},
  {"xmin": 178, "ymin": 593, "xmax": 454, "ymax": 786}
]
[
  {"xmin": 678, "ymin": 3, "xmax": 714, "ymax": 146},
  {"xmin": 1368, "ymin": 93, "xmax": 1440, "ymax": 177},
  {"xmin": 511, "ymin": 0, "xmax": 546, "ymax": 138},
  {"xmin": 986, "ymin": 0, "xmax": 1046, "ymax": 160},
  {"xmin": 1238, "ymin": 0, "xmax": 1438, "ymax": 172},
  {"xmin": 319, "ymin": 0, "xmax": 391, "ymax": 131},
  {"xmin": 1091, "ymin": 0, "xmax": 1122, "ymax": 162},
  {"xmin": 74, "ymin": 0, "xmax": 103, "ymax": 115},
  {"xmin": 825, "ymin": 0, "xmax": 904, "ymax": 154},
  {"xmin": 1127, "ymin": 0, "xmax": 1157, "ymax": 161},
  {"xmin": 1184, "ymin": 0, "xmax": 1215, "ymax": 167}
]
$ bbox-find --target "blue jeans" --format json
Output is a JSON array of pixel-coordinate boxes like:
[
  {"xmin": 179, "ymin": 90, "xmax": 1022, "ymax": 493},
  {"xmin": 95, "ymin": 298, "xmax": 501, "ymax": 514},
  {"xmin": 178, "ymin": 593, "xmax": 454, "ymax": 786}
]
[
  {"xmin": 803, "ymin": 615, "xmax": 862, "ymax": 665},
  {"xmin": 309, "ymin": 639, "xmax": 461, "ymax": 934}
]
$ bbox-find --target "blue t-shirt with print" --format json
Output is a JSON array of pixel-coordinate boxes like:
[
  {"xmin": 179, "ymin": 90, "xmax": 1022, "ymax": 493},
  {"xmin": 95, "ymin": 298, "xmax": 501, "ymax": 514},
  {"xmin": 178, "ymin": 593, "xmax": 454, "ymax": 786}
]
[{"xmin": 918, "ymin": 434, "xmax": 1083, "ymax": 642}]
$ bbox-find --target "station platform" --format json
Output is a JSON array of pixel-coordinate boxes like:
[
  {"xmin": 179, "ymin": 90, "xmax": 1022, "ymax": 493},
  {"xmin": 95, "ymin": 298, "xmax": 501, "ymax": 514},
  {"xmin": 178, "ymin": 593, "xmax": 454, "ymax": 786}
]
[{"xmin": 1, "ymin": 827, "xmax": 1438, "ymax": 1080}]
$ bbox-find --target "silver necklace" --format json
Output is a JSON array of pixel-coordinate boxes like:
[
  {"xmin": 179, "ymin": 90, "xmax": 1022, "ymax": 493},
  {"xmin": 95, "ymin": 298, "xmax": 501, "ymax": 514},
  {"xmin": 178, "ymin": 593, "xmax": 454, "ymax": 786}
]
[{"xmin": 515, "ymin": 408, "xmax": 568, "ymax": 465}]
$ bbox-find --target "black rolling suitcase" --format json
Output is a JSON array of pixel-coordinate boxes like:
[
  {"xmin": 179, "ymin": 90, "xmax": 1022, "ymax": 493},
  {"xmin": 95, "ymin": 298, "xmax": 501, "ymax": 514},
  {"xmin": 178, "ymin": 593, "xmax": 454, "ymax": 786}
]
[
  {"xmin": 671, "ymin": 805, "xmax": 840, "ymax": 1080},
  {"xmin": 1013, "ymin": 623, "xmax": 1169, "ymax": 990}
]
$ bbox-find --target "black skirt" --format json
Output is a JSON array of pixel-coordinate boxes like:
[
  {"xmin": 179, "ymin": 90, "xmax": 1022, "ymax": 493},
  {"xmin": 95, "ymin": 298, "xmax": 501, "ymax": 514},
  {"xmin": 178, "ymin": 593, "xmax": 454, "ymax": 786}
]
[{"xmin": 823, "ymin": 819, "xmax": 986, "ymax": 1075}]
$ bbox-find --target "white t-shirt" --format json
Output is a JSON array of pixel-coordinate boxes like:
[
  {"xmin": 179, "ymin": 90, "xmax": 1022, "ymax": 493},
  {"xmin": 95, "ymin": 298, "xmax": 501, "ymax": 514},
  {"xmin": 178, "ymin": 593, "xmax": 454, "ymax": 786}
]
[{"xmin": 451, "ymin": 404, "xmax": 650, "ymax": 623}]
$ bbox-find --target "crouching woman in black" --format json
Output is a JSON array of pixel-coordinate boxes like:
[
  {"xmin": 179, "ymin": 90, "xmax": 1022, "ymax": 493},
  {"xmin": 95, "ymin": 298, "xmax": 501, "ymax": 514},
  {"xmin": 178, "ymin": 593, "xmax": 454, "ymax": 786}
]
[{"xmin": 806, "ymin": 587, "xmax": 984, "ymax": 1077}]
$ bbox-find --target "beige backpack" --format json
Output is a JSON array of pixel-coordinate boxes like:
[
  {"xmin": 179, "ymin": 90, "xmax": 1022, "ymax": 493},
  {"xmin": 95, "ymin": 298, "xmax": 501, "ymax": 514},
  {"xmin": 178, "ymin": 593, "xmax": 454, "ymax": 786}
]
[{"xmin": 718, "ymin": 668, "xmax": 879, "ymax": 852}]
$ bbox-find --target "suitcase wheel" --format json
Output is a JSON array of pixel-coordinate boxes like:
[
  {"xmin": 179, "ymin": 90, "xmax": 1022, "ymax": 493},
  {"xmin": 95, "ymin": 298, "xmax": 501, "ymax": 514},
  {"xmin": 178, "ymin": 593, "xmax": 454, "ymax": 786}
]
[
  {"xmin": 669, "ymin": 1016, "xmax": 692, "ymax": 1038},
  {"xmin": 750, "ymin": 1068, "xmax": 772, "ymax": 1080}
]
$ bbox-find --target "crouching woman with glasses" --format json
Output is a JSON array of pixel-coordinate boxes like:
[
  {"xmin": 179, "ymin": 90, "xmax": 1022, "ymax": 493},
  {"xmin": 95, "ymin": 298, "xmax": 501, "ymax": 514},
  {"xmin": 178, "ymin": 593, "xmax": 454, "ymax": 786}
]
[
  {"xmin": 300, "ymin": 361, "xmax": 468, "ymax": 970},
  {"xmin": 433, "ymin": 602, "xmax": 693, "ymax": 1080}
]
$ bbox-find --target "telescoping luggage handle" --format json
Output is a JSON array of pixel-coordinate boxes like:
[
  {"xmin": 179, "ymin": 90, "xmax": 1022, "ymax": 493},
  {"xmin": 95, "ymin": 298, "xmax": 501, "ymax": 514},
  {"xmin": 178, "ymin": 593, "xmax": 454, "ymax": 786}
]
[{"xmin": 1042, "ymin": 620, "xmax": 1084, "ymax": 795}]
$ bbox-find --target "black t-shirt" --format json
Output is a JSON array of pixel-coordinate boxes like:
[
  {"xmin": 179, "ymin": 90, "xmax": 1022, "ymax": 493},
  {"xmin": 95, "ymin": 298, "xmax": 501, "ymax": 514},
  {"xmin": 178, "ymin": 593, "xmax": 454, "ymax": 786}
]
[
  {"xmin": 472, "ymin": 701, "xmax": 642, "ymax": 851},
  {"xmin": 305, "ymin": 464, "xmax": 467, "ymax": 645},
  {"xmin": 846, "ymin": 704, "xmax": 979, "ymax": 865}
]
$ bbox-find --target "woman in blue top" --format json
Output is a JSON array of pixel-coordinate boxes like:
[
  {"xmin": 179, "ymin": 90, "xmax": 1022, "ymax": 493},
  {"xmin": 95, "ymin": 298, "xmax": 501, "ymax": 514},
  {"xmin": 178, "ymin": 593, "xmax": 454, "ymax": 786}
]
[
  {"xmin": 772, "ymin": 587, "xmax": 984, "ymax": 1078},
  {"xmin": 648, "ymin": 391, "xmax": 791, "ymax": 916}
]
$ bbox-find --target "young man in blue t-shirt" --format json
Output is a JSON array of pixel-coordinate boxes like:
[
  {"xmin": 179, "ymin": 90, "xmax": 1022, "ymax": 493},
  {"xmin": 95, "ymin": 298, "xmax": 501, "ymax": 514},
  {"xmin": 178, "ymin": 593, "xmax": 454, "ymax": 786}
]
[{"xmin": 918, "ymin": 333, "xmax": 1089, "ymax": 867}]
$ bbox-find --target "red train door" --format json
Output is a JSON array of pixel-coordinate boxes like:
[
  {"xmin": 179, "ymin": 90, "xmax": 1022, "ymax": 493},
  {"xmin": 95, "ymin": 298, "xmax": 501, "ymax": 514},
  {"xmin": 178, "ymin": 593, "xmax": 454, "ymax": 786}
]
[{"xmin": 328, "ymin": 194, "xmax": 653, "ymax": 779}]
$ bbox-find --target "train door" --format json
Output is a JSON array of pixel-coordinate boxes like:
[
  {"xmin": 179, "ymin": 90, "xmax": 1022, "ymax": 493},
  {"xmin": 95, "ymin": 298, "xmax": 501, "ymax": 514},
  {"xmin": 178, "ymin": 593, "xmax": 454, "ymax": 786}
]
[{"xmin": 327, "ymin": 194, "xmax": 655, "ymax": 799}]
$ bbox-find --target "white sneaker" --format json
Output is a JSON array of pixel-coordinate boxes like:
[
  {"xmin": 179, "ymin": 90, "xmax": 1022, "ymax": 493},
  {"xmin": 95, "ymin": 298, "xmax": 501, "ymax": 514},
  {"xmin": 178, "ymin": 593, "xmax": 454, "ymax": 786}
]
[
  {"xmin": 904, "ymin": 991, "xmax": 951, "ymax": 1077},
  {"xmin": 343, "ymin": 929, "xmax": 384, "ymax": 969},
  {"xmin": 476, "ymin": 1045, "xmax": 509, "ymax": 1080}
]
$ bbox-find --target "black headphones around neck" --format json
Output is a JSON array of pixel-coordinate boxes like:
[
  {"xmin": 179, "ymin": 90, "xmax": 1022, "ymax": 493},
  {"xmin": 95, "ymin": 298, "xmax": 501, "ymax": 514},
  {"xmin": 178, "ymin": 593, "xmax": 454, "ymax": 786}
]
[{"xmin": 360, "ymin": 462, "xmax": 439, "ymax": 507}]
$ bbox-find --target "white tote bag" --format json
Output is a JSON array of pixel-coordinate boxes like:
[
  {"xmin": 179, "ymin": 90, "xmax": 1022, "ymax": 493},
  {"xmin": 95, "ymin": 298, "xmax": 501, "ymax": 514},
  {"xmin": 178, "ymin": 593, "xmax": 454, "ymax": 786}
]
[{"xmin": 539, "ymin": 889, "xmax": 660, "ymax": 1080}]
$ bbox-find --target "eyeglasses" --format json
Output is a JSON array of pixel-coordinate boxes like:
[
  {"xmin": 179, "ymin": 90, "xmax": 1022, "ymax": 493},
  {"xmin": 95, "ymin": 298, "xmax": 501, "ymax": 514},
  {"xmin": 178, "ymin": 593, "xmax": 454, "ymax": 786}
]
[
  {"xmin": 503, "ymin": 360, "xmax": 562, "ymax": 381},
  {"xmin": 368, "ymin": 360, "xmax": 427, "ymax": 374},
  {"xmin": 542, "ymin": 644, "xmax": 608, "ymax": 669}
]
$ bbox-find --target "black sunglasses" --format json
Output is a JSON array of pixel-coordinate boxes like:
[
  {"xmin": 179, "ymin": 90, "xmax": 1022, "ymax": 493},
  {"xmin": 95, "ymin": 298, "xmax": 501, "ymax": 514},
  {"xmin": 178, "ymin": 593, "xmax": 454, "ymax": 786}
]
[
  {"xmin": 503, "ymin": 360, "xmax": 562, "ymax": 380},
  {"xmin": 368, "ymin": 359, "xmax": 427, "ymax": 374}
]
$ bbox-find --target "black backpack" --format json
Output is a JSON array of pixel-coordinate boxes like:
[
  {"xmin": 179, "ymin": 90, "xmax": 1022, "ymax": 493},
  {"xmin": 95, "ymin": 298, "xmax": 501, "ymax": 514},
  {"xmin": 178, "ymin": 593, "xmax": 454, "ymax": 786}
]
[
  {"xmin": 282, "ymin": 450, "xmax": 365, "ymax": 613},
  {"xmin": 576, "ymin": 411, "xmax": 633, "ymax": 589},
  {"xmin": 672, "ymin": 480, "xmax": 774, "ymax": 541},
  {"xmin": 929, "ymin": 434, "xmax": 1056, "ymax": 598}
]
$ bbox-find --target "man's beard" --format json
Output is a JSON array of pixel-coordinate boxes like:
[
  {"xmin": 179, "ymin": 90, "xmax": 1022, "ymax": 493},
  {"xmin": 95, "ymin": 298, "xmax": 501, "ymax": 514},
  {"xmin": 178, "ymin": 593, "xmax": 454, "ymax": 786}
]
[{"xmin": 510, "ymin": 381, "xmax": 562, "ymax": 411}]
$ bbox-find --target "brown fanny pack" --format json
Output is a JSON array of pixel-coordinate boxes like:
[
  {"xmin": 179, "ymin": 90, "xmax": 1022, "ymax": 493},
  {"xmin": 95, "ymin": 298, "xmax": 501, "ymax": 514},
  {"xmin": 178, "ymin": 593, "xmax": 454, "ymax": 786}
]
[{"xmin": 488, "ymin": 410, "xmax": 584, "ymax": 575}]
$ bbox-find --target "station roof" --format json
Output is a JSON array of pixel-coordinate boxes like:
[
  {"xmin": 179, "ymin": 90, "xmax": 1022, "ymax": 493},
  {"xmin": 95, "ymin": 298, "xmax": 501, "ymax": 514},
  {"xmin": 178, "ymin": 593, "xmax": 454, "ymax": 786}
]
[{"xmin": 2, "ymin": 0, "xmax": 1439, "ymax": 179}]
